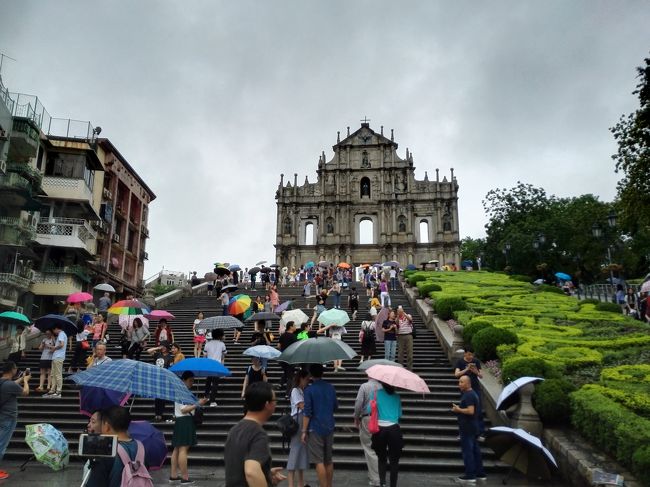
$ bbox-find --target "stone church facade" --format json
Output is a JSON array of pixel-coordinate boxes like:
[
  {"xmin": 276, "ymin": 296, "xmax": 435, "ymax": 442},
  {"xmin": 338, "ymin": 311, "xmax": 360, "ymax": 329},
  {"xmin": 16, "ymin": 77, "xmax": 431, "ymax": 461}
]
[{"xmin": 274, "ymin": 122, "xmax": 460, "ymax": 269}]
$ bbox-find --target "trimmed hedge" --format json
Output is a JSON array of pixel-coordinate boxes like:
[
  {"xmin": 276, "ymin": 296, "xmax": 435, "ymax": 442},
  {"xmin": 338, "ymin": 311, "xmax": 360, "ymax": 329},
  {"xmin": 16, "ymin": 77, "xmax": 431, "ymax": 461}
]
[
  {"xmin": 510, "ymin": 274, "xmax": 533, "ymax": 283},
  {"xmin": 472, "ymin": 327, "xmax": 518, "ymax": 361},
  {"xmin": 501, "ymin": 357, "xmax": 559, "ymax": 384},
  {"xmin": 533, "ymin": 378, "xmax": 576, "ymax": 425},
  {"xmin": 417, "ymin": 281, "xmax": 442, "ymax": 296},
  {"xmin": 462, "ymin": 320, "xmax": 493, "ymax": 346},
  {"xmin": 407, "ymin": 274, "xmax": 427, "ymax": 286},
  {"xmin": 434, "ymin": 297, "xmax": 467, "ymax": 320},
  {"xmin": 571, "ymin": 386, "xmax": 650, "ymax": 485},
  {"xmin": 595, "ymin": 301, "xmax": 624, "ymax": 314},
  {"xmin": 537, "ymin": 284, "xmax": 564, "ymax": 294}
]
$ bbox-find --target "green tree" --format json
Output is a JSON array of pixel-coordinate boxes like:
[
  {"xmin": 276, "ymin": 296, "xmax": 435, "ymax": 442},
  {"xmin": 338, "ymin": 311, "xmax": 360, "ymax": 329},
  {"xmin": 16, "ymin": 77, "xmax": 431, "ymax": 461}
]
[
  {"xmin": 460, "ymin": 237, "xmax": 486, "ymax": 267},
  {"xmin": 610, "ymin": 54, "xmax": 650, "ymax": 277}
]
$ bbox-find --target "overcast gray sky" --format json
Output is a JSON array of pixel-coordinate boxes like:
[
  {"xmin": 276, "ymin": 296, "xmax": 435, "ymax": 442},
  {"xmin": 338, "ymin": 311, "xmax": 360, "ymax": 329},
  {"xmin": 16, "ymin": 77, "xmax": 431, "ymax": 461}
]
[{"xmin": 1, "ymin": 1, "xmax": 649, "ymax": 278}]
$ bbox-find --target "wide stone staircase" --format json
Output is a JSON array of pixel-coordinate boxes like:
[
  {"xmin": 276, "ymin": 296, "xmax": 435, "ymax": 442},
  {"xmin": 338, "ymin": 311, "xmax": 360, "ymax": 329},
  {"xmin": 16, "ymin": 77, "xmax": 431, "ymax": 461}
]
[{"xmin": 8, "ymin": 283, "xmax": 507, "ymax": 475}]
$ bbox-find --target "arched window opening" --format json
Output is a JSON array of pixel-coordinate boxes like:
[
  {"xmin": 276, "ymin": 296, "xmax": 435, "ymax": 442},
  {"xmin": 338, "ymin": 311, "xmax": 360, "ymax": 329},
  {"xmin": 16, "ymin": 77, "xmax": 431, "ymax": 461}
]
[
  {"xmin": 305, "ymin": 222, "xmax": 314, "ymax": 245},
  {"xmin": 360, "ymin": 177, "xmax": 371, "ymax": 198},
  {"xmin": 419, "ymin": 220, "xmax": 429, "ymax": 243},
  {"xmin": 359, "ymin": 218, "xmax": 374, "ymax": 244}
]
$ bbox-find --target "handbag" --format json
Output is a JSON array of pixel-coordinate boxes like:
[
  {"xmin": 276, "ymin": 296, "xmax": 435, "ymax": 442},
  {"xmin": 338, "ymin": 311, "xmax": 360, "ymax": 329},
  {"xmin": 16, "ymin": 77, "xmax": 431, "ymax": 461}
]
[
  {"xmin": 80, "ymin": 340, "xmax": 90, "ymax": 350},
  {"xmin": 368, "ymin": 391, "xmax": 380, "ymax": 434}
]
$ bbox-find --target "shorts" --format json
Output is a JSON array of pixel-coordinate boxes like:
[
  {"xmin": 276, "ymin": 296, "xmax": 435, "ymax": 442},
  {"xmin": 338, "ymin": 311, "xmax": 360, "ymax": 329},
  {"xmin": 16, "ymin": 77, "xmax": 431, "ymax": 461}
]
[
  {"xmin": 193, "ymin": 335, "xmax": 206, "ymax": 343},
  {"xmin": 39, "ymin": 359, "xmax": 52, "ymax": 369},
  {"xmin": 307, "ymin": 432, "xmax": 334, "ymax": 465}
]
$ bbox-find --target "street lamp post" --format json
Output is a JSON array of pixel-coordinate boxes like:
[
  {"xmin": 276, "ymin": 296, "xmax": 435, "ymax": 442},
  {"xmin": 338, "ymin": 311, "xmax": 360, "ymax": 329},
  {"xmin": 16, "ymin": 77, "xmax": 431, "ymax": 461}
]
[
  {"xmin": 592, "ymin": 211, "xmax": 618, "ymax": 298},
  {"xmin": 502, "ymin": 242, "xmax": 511, "ymax": 266}
]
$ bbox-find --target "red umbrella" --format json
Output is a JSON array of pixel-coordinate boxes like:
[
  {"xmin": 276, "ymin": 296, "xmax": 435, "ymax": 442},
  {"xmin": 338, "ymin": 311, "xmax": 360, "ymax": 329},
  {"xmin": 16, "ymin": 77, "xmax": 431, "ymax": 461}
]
[
  {"xmin": 144, "ymin": 310, "xmax": 175, "ymax": 321},
  {"xmin": 66, "ymin": 292, "xmax": 93, "ymax": 304}
]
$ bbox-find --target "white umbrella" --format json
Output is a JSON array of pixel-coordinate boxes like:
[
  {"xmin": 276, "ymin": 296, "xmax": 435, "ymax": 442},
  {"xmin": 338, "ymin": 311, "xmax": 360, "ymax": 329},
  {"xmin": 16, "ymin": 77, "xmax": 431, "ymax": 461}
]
[
  {"xmin": 94, "ymin": 283, "xmax": 116, "ymax": 293},
  {"xmin": 641, "ymin": 280, "xmax": 650, "ymax": 293},
  {"xmin": 496, "ymin": 376, "xmax": 544, "ymax": 410},
  {"xmin": 280, "ymin": 309, "xmax": 309, "ymax": 327}
]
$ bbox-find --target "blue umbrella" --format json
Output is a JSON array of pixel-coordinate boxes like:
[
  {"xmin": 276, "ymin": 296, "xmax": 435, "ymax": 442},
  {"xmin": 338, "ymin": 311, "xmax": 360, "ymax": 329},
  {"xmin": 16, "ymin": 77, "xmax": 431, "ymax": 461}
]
[
  {"xmin": 169, "ymin": 358, "xmax": 231, "ymax": 377},
  {"xmin": 34, "ymin": 314, "xmax": 78, "ymax": 336},
  {"xmin": 70, "ymin": 359, "xmax": 197, "ymax": 404},
  {"xmin": 228, "ymin": 264, "xmax": 241, "ymax": 272},
  {"xmin": 555, "ymin": 272, "xmax": 571, "ymax": 281},
  {"xmin": 128, "ymin": 421, "xmax": 167, "ymax": 470},
  {"xmin": 274, "ymin": 300, "xmax": 292, "ymax": 313},
  {"xmin": 243, "ymin": 345, "xmax": 282, "ymax": 360},
  {"xmin": 383, "ymin": 261, "xmax": 400, "ymax": 267},
  {"xmin": 79, "ymin": 386, "xmax": 131, "ymax": 417},
  {"xmin": 406, "ymin": 264, "xmax": 417, "ymax": 271},
  {"xmin": 304, "ymin": 261, "xmax": 315, "ymax": 269}
]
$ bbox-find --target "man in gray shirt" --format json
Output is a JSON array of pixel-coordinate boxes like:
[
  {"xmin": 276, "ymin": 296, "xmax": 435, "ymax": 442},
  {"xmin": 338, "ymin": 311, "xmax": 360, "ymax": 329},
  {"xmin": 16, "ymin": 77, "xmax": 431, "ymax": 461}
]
[
  {"xmin": 98, "ymin": 292, "xmax": 112, "ymax": 318},
  {"xmin": 354, "ymin": 378, "xmax": 383, "ymax": 487}
]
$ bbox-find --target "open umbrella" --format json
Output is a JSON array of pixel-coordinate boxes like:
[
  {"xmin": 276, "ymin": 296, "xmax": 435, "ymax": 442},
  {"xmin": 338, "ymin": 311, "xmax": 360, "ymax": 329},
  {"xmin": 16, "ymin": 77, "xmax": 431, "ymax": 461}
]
[
  {"xmin": 640, "ymin": 280, "xmax": 650, "ymax": 293},
  {"xmin": 280, "ymin": 309, "xmax": 309, "ymax": 327},
  {"xmin": 318, "ymin": 261, "xmax": 330, "ymax": 268},
  {"xmin": 256, "ymin": 260, "xmax": 267, "ymax": 266},
  {"xmin": 228, "ymin": 294, "xmax": 252, "ymax": 315},
  {"xmin": 70, "ymin": 359, "xmax": 198, "ymax": 404},
  {"xmin": 144, "ymin": 310, "xmax": 175, "ymax": 321},
  {"xmin": 228, "ymin": 264, "xmax": 241, "ymax": 272},
  {"xmin": 128, "ymin": 421, "xmax": 167, "ymax": 470},
  {"xmin": 486, "ymin": 426, "xmax": 558, "ymax": 482},
  {"xmin": 245, "ymin": 312, "xmax": 280, "ymax": 322},
  {"xmin": 304, "ymin": 261, "xmax": 315, "ymax": 269},
  {"xmin": 278, "ymin": 337, "xmax": 357, "ymax": 364},
  {"xmin": 274, "ymin": 300, "xmax": 292, "ymax": 313},
  {"xmin": 66, "ymin": 292, "xmax": 93, "ymax": 304},
  {"xmin": 338, "ymin": 262, "xmax": 351, "ymax": 269},
  {"xmin": 0, "ymin": 310, "xmax": 31, "ymax": 325},
  {"xmin": 496, "ymin": 377, "xmax": 544, "ymax": 411},
  {"xmin": 554, "ymin": 272, "xmax": 571, "ymax": 281},
  {"xmin": 24, "ymin": 423, "xmax": 69, "ymax": 471},
  {"xmin": 270, "ymin": 264, "xmax": 280, "ymax": 268},
  {"xmin": 428, "ymin": 259, "xmax": 440, "ymax": 264},
  {"xmin": 357, "ymin": 359, "xmax": 403, "ymax": 371},
  {"xmin": 260, "ymin": 266, "xmax": 272, "ymax": 273},
  {"xmin": 197, "ymin": 315, "xmax": 245, "ymax": 330},
  {"xmin": 93, "ymin": 283, "xmax": 116, "ymax": 293},
  {"xmin": 383, "ymin": 261, "xmax": 400, "ymax": 268},
  {"xmin": 214, "ymin": 266, "xmax": 231, "ymax": 276},
  {"xmin": 170, "ymin": 357, "xmax": 231, "ymax": 377},
  {"xmin": 221, "ymin": 284, "xmax": 239, "ymax": 294},
  {"xmin": 365, "ymin": 364, "xmax": 430, "ymax": 393},
  {"xmin": 317, "ymin": 308, "xmax": 350, "ymax": 327},
  {"xmin": 108, "ymin": 299, "xmax": 150, "ymax": 315},
  {"xmin": 34, "ymin": 314, "xmax": 77, "ymax": 336},
  {"xmin": 244, "ymin": 345, "xmax": 282, "ymax": 360},
  {"xmin": 79, "ymin": 386, "xmax": 131, "ymax": 417},
  {"xmin": 249, "ymin": 267, "xmax": 261, "ymax": 274},
  {"xmin": 204, "ymin": 272, "xmax": 219, "ymax": 281},
  {"xmin": 406, "ymin": 264, "xmax": 417, "ymax": 271}
]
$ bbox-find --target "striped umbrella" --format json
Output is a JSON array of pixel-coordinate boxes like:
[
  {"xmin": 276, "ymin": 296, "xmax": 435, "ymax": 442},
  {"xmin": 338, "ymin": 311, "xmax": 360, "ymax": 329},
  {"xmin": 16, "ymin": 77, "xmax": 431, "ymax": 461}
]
[
  {"xmin": 228, "ymin": 294, "xmax": 251, "ymax": 315},
  {"xmin": 108, "ymin": 299, "xmax": 150, "ymax": 315}
]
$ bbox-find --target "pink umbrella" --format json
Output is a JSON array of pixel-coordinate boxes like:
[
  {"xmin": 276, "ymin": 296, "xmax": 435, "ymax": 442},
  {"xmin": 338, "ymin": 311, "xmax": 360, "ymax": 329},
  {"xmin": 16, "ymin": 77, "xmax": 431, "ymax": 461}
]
[
  {"xmin": 366, "ymin": 364, "xmax": 430, "ymax": 393},
  {"xmin": 67, "ymin": 292, "xmax": 93, "ymax": 304},
  {"xmin": 144, "ymin": 310, "xmax": 175, "ymax": 320}
]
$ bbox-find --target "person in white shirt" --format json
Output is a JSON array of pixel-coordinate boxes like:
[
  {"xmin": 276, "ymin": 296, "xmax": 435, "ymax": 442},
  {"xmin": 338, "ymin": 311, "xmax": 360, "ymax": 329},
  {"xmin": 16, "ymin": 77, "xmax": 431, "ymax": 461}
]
[
  {"xmin": 203, "ymin": 330, "xmax": 227, "ymax": 407},
  {"xmin": 44, "ymin": 325, "xmax": 67, "ymax": 398},
  {"xmin": 389, "ymin": 267, "xmax": 398, "ymax": 291},
  {"xmin": 88, "ymin": 342, "xmax": 113, "ymax": 368}
]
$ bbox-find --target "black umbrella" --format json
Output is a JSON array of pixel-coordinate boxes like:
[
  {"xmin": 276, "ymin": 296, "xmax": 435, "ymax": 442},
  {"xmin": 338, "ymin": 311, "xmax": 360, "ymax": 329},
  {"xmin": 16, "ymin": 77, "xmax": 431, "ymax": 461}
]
[
  {"xmin": 214, "ymin": 267, "xmax": 231, "ymax": 276},
  {"xmin": 245, "ymin": 312, "xmax": 280, "ymax": 322},
  {"xmin": 260, "ymin": 267, "xmax": 272, "ymax": 273},
  {"xmin": 221, "ymin": 284, "xmax": 239, "ymax": 294},
  {"xmin": 197, "ymin": 315, "xmax": 245, "ymax": 330},
  {"xmin": 269, "ymin": 264, "xmax": 280, "ymax": 268},
  {"xmin": 249, "ymin": 267, "xmax": 261, "ymax": 274},
  {"xmin": 34, "ymin": 314, "xmax": 78, "ymax": 336}
]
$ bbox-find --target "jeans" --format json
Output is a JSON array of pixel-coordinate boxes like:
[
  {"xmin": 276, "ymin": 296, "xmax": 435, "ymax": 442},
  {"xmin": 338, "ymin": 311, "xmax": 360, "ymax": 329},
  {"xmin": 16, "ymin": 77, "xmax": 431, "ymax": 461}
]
[
  {"xmin": 333, "ymin": 293, "xmax": 341, "ymax": 308},
  {"xmin": 204, "ymin": 377, "xmax": 220, "ymax": 402},
  {"xmin": 390, "ymin": 277, "xmax": 397, "ymax": 290},
  {"xmin": 459, "ymin": 431, "xmax": 485, "ymax": 479},
  {"xmin": 222, "ymin": 305, "xmax": 229, "ymax": 316},
  {"xmin": 380, "ymin": 292, "xmax": 391, "ymax": 307},
  {"xmin": 0, "ymin": 416, "xmax": 17, "ymax": 460},
  {"xmin": 384, "ymin": 340, "xmax": 397, "ymax": 361},
  {"xmin": 371, "ymin": 424, "xmax": 403, "ymax": 487}
]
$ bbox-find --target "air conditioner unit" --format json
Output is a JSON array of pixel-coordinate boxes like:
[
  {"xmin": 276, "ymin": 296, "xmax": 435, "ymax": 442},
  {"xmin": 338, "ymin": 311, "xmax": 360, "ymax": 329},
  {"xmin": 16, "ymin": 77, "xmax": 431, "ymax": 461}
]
[
  {"xmin": 0, "ymin": 159, "xmax": 6, "ymax": 174},
  {"xmin": 112, "ymin": 234, "xmax": 120, "ymax": 244}
]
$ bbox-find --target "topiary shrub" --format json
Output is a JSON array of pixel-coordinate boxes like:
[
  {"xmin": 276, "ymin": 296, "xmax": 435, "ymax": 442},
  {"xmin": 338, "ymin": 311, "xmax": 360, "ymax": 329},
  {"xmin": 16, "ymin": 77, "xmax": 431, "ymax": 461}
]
[
  {"xmin": 538, "ymin": 284, "xmax": 564, "ymax": 294},
  {"xmin": 407, "ymin": 274, "xmax": 427, "ymax": 286},
  {"xmin": 501, "ymin": 357, "xmax": 559, "ymax": 384},
  {"xmin": 417, "ymin": 281, "xmax": 442, "ymax": 296},
  {"xmin": 580, "ymin": 298, "xmax": 600, "ymax": 305},
  {"xmin": 462, "ymin": 320, "xmax": 493, "ymax": 346},
  {"xmin": 595, "ymin": 301, "xmax": 624, "ymax": 313},
  {"xmin": 532, "ymin": 378, "xmax": 576, "ymax": 425},
  {"xmin": 510, "ymin": 274, "xmax": 532, "ymax": 283},
  {"xmin": 434, "ymin": 297, "xmax": 467, "ymax": 320},
  {"xmin": 632, "ymin": 445, "xmax": 650, "ymax": 485},
  {"xmin": 472, "ymin": 327, "xmax": 518, "ymax": 361}
]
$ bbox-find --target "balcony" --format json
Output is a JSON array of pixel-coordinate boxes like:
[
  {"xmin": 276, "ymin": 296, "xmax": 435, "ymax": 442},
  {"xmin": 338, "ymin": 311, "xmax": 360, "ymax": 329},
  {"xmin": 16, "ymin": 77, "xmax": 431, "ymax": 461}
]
[
  {"xmin": 0, "ymin": 172, "xmax": 31, "ymax": 193},
  {"xmin": 9, "ymin": 118, "xmax": 40, "ymax": 160},
  {"xmin": 35, "ymin": 217, "xmax": 97, "ymax": 255},
  {"xmin": 42, "ymin": 176, "xmax": 93, "ymax": 204},
  {"xmin": 0, "ymin": 216, "xmax": 36, "ymax": 246},
  {"xmin": 6, "ymin": 162, "xmax": 42, "ymax": 191},
  {"xmin": 0, "ymin": 270, "xmax": 32, "ymax": 308},
  {"xmin": 0, "ymin": 272, "xmax": 31, "ymax": 290},
  {"xmin": 31, "ymin": 266, "xmax": 89, "ymax": 296}
]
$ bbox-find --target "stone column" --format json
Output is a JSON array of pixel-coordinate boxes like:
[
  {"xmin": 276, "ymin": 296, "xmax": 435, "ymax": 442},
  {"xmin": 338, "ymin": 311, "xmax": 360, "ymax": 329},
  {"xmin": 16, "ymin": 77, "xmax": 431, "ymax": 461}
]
[{"xmin": 510, "ymin": 383, "xmax": 543, "ymax": 437}]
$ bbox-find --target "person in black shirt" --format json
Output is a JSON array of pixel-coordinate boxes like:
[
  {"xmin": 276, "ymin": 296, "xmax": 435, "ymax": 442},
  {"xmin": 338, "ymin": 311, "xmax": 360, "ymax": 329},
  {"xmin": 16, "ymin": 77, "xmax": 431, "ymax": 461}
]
[
  {"xmin": 278, "ymin": 321, "xmax": 298, "ymax": 397},
  {"xmin": 148, "ymin": 342, "xmax": 173, "ymax": 422},
  {"xmin": 452, "ymin": 376, "xmax": 486, "ymax": 483},
  {"xmin": 348, "ymin": 286, "xmax": 360, "ymax": 320},
  {"xmin": 454, "ymin": 349, "xmax": 485, "ymax": 435}
]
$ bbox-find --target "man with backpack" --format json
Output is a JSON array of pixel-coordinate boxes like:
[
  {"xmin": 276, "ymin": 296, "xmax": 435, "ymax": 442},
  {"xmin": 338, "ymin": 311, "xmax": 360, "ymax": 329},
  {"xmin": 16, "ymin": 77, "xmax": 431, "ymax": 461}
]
[{"xmin": 86, "ymin": 405, "xmax": 153, "ymax": 487}]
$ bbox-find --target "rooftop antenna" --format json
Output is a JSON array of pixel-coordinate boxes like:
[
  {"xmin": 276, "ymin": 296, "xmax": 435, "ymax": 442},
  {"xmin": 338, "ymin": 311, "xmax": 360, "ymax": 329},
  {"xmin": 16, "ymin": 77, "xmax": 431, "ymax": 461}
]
[{"xmin": 0, "ymin": 52, "xmax": 17, "ymax": 75}]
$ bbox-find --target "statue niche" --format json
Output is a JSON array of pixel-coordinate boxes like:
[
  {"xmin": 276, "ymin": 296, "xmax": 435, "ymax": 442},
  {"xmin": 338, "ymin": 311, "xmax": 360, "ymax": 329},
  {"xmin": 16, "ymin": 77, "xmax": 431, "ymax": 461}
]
[
  {"xmin": 283, "ymin": 217, "xmax": 292, "ymax": 234},
  {"xmin": 326, "ymin": 217, "xmax": 335, "ymax": 234},
  {"xmin": 361, "ymin": 150, "xmax": 371, "ymax": 168},
  {"xmin": 360, "ymin": 177, "xmax": 371, "ymax": 198},
  {"xmin": 397, "ymin": 215, "xmax": 407, "ymax": 233}
]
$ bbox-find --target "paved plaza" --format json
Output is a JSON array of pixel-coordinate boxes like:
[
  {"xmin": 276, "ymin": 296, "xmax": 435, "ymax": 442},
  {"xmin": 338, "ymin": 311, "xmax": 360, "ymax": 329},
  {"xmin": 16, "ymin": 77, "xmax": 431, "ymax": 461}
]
[{"xmin": 0, "ymin": 460, "xmax": 564, "ymax": 487}]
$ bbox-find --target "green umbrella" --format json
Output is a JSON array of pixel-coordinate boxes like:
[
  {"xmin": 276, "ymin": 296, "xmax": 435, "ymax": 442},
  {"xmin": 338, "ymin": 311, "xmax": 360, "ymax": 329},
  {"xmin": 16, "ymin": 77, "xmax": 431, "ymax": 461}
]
[
  {"xmin": 317, "ymin": 308, "xmax": 350, "ymax": 326},
  {"xmin": 0, "ymin": 311, "xmax": 31, "ymax": 325},
  {"xmin": 25, "ymin": 423, "xmax": 69, "ymax": 471},
  {"xmin": 278, "ymin": 337, "xmax": 357, "ymax": 364}
]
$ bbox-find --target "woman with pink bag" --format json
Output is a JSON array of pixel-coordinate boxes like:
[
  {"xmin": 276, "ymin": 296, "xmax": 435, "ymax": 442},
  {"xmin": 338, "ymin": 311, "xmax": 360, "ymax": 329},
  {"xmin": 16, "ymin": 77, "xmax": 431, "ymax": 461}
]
[{"xmin": 369, "ymin": 383, "xmax": 403, "ymax": 487}]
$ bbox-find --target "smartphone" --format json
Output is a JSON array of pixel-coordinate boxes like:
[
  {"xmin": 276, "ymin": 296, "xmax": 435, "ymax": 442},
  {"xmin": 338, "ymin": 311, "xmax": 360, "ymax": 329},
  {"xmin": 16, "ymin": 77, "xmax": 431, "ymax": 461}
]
[
  {"xmin": 78, "ymin": 434, "xmax": 118, "ymax": 457},
  {"xmin": 24, "ymin": 368, "xmax": 30, "ymax": 375}
]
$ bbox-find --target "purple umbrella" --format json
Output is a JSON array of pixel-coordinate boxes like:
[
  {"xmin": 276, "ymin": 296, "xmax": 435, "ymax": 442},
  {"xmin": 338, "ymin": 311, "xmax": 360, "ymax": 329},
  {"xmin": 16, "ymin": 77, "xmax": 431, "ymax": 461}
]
[
  {"xmin": 79, "ymin": 386, "xmax": 130, "ymax": 417},
  {"xmin": 274, "ymin": 300, "xmax": 292, "ymax": 313},
  {"xmin": 128, "ymin": 420, "xmax": 167, "ymax": 470}
]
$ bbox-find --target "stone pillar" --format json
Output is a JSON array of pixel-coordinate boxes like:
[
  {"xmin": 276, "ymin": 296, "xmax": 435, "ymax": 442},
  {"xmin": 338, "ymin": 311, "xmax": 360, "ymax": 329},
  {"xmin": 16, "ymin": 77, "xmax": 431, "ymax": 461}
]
[{"xmin": 510, "ymin": 383, "xmax": 543, "ymax": 437}]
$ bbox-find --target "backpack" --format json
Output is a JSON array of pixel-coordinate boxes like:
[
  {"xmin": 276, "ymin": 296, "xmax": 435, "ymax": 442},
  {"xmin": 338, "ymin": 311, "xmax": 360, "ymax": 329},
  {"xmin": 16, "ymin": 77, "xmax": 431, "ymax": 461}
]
[
  {"xmin": 276, "ymin": 409, "xmax": 299, "ymax": 452},
  {"xmin": 116, "ymin": 440, "xmax": 153, "ymax": 487}
]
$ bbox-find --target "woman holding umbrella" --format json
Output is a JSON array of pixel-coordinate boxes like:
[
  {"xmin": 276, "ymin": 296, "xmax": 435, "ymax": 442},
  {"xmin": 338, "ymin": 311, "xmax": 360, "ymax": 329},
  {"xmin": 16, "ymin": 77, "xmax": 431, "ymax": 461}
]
[
  {"xmin": 370, "ymin": 383, "xmax": 404, "ymax": 487},
  {"xmin": 170, "ymin": 371, "xmax": 208, "ymax": 484}
]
